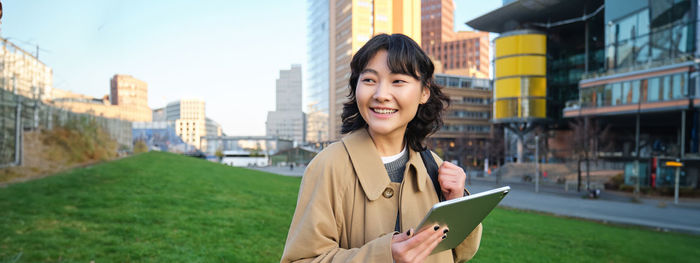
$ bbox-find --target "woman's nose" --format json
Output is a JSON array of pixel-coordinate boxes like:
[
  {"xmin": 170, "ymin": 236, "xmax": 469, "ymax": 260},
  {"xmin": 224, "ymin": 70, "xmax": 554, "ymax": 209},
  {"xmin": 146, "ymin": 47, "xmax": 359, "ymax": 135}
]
[{"xmin": 372, "ymin": 81, "xmax": 391, "ymax": 102}]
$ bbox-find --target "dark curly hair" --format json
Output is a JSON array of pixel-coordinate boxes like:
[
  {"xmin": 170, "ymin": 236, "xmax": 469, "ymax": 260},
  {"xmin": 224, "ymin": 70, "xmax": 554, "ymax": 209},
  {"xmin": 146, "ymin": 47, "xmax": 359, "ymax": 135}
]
[{"xmin": 341, "ymin": 33, "xmax": 450, "ymax": 152}]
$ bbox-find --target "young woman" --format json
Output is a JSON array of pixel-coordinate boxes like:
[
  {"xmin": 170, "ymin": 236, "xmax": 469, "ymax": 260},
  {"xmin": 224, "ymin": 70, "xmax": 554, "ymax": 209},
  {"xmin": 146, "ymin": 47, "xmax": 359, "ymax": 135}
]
[{"xmin": 281, "ymin": 34, "xmax": 481, "ymax": 263}]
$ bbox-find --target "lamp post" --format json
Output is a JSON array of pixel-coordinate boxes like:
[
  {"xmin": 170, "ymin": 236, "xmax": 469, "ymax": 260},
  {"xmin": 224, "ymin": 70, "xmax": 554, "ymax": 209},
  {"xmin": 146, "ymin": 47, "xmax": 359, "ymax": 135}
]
[
  {"xmin": 535, "ymin": 135, "xmax": 539, "ymax": 193},
  {"xmin": 665, "ymin": 160, "xmax": 683, "ymax": 204}
]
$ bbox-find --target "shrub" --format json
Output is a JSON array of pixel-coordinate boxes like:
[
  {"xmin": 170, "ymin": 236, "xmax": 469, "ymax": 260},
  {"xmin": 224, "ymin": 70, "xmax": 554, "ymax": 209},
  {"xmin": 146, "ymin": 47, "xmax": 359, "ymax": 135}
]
[{"xmin": 134, "ymin": 140, "xmax": 148, "ymax": 154}]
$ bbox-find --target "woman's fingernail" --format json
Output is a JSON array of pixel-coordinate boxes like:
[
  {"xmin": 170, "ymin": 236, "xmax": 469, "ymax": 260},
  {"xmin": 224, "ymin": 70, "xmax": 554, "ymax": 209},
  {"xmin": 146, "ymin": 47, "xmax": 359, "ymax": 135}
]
[
  {"xmin": 406, "ymin": 229, "xmax": 411, "ymax": 236},
  {"xmin": 443, "ymin": 228, "xmax": 449, "ymax": 234},
  {"xmin": 433, "ymin": 225, "xmax": 440, "ymax": 231},
  {"xmin": 442, "ymin": 234, "xmax": 447, "ymax": 240}
]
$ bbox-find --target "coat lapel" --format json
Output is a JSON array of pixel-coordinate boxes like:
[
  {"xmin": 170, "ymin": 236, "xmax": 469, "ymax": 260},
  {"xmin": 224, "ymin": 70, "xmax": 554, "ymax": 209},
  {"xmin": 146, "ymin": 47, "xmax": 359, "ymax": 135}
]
[
  {"xmin": 342, "ymin": 129, "xmax": 391, "ymax": 201},
  {"xmin": 406, "ymin": 148, "xmax": 429, "ymax": 193}
]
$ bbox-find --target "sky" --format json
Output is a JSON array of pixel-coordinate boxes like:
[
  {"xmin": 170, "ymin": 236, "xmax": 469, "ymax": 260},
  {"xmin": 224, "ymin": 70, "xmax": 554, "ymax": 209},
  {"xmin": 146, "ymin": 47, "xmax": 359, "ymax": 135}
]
[{"xmin": 2, "ymin": 0, "xmax": 500, "ymax": 136}]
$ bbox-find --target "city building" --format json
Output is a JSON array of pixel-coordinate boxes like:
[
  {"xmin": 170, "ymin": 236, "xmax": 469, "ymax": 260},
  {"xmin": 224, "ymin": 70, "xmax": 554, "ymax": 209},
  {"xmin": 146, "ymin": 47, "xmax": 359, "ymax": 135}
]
[
  {"xmin": 110, "ymin": 74, "xmax": 152, "ymax": 122},
  {"xmin": 165, "ymin": 99, "xmax": 207, "ymax": 149},
  {"xmin": 206, "ymin": 117, "xmax": 223, "ymax": 138},
  {"xmin": 305, "ymin": 0, "xmax": 330, "ymax": 143},
  {"xmin": 152, "ymin": 107, "xmax": 166, "ymax": 122},
  {"xmin": 468, "ymin": 0, "xmax": 699, "ymax": 188},
  {"xmin": 0, "ymin": 37, "xmax": 52, "ymax": 101},
  {"xmin": 327, "ymin": 0, "xmax": 423, "ymax": 140},
  {"xmin": 266, "ymin": 65, "xmax": 305, "ymax": 144},
  {"xmin": 176, "ymin": 118, "xmax": 205, "ymax": 148},
  {"xmin": 166, "ymin": 99, "xmax": 205, "ymax": 121},
  {"xmin": 421, "ymin": 0, "xmax": 490, "ymax": 78},
  {"xmin": 51, "ymin": 89, "xmax": 123, "ymax": 119},
  {"xmin": 427, "ymin": 74, "xmax": 493, "ymax": 167}
]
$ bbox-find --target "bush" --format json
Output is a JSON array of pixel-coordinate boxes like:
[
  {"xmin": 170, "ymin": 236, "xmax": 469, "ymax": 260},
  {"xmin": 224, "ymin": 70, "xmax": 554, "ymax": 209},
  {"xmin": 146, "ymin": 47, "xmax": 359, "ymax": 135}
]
[
  {"xmin": 42, "ymin": 117, "xmax": 117, "ymax": 165},
  {"xmin": 605, "ymin": 173, "xmax": 625, "ymax": 189},
  {"xmin": 134, "ymin": 140, "xmax": 148, "ymax": 154}
]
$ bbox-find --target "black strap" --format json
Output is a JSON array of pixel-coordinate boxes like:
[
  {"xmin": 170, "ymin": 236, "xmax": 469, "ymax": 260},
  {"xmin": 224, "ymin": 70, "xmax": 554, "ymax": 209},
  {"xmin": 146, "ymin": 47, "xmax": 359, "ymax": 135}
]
[{"xmin": 420, "ymin": 149, "xmax": 445, "ymax": 202}]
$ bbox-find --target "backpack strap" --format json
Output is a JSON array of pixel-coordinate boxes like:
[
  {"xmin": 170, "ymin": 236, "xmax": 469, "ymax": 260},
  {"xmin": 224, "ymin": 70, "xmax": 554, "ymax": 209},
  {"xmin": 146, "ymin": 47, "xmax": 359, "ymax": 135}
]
[{"xmin": 420, "ymin": 149, "xmax": 445, "ymax": 202}]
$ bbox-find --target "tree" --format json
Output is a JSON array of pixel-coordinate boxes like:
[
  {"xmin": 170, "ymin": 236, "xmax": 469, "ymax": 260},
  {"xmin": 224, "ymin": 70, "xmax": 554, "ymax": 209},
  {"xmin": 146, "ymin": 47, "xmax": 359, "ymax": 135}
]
[
  {"xmin": 569, "ymin": 116, "xmax": 612, "ymax": 191},
  {"xmin": 215, "ymin": 148, "xmax": 224, "ymax": 162}
]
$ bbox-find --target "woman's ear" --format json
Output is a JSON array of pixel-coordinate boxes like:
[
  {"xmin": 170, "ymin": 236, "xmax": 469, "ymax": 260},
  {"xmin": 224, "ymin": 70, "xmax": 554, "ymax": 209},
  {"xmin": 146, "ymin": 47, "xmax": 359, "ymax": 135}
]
[{"xmin": 420, "ymin": 86, "xmax": 430, "ymax": 104}]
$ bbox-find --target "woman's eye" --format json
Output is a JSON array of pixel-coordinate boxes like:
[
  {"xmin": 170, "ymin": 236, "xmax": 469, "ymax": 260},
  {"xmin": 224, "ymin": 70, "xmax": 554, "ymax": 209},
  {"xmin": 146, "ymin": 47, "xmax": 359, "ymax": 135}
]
[
  {"xmin": 393, "ymin": 79, "xmax": 407, "ymax": 84},
  {"xmin": 362, "ymin": 78, "xmax": 375, "ymax": 83}
]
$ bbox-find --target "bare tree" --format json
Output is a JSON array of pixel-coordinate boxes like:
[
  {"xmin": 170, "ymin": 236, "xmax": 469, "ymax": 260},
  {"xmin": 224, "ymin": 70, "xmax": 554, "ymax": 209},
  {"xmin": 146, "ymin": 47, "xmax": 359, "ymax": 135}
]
[{"xmin": 569, "ymin": 116, "xmax": 612, "ymax": 191}]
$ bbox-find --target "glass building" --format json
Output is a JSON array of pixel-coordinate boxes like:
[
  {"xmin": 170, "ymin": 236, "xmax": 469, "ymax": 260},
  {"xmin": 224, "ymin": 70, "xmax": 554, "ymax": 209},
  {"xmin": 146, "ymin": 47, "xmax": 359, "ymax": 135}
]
[
  {"xmin": 469, "ymin": 0, "xmax": 699, "ymax": 188},
  {"xmin": 304, "ymin": 0, "xmax": 330, "ymax": 143}
]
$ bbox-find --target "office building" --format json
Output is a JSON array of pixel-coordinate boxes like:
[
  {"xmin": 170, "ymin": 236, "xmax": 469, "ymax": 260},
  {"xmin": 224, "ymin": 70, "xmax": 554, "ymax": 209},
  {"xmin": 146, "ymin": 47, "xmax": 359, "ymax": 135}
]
[
  {"xmin": 206, "ymin": 117, "xmax": 223, "ymax": 138},
  {"xmin": 327, "ymin": 0, "xmax": 423, "ymax": 140},
  {"xmin": 166, "ymin": 99, "xmax": 205, "ymax": 122},
  {"xmin": 421, "ymin": 0, "xmax": 490, "ymax": 78},
  {"xmin": 110, "ymin": 74, "xmax": 152, "ymax": 122},
  {"xmin": 165, "ymin": 99, "xmax": 207, "ymax": 149},
  {"xmin": 428, "ymin": 74, "xmax": 493, "ymax": 167},
  {"xmin": 0, "ymin": 38, "xmax": 52, "ymax": 101},
  {"xmin": 468, "ymin": 0, "xmax": 699, "ymax": 188},
  {"xmin": 267, "ymin": 65, "xmax": 305, "ymax": 143},
  {"xmin": 305, "ymin": 0, "xmax": 331, "ymax": 143},
  {"xmin": 152, "ymin": 107, "xmax": 166, "ymax": 122}
]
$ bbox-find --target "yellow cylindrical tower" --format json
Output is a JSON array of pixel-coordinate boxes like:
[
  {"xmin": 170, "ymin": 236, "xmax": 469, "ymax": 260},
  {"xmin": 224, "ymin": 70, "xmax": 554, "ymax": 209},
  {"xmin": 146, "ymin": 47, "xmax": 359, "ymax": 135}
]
[{"xmin": 493, "ymin": 30, "xmax": 547, "ymax": 123}]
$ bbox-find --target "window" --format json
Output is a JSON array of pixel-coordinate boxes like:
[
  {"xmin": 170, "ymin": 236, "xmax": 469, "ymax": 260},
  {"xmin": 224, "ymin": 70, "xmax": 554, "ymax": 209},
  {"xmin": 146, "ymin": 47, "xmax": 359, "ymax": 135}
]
[
  {"xmin": 631, "ymin": 80, "xmax": 640, "ymax": 103},
  {"xmin": 647, "ymin": 77, "xmax": 660, "ymax": 102},
  {"xmin": 621, "ymin": 82, "xmax": 630, "ymax": 104},
  {"xmin": 672, "ymin": 73, "xmax": 685, "ymax": 99}
]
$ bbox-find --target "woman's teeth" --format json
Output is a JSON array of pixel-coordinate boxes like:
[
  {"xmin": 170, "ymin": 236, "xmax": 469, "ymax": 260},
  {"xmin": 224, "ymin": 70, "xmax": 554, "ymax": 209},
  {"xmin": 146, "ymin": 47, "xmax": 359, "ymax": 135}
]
[{"xmin": 372, "ymin": 108, "xmax": 397, "ymax": 114}]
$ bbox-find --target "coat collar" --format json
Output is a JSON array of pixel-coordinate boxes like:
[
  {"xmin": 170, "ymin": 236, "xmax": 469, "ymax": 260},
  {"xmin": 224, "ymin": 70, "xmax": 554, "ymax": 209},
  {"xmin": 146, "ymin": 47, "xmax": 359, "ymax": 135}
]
[{"xmin": 342, "ymin": 129, "xmax": 428, "ymax": 201}]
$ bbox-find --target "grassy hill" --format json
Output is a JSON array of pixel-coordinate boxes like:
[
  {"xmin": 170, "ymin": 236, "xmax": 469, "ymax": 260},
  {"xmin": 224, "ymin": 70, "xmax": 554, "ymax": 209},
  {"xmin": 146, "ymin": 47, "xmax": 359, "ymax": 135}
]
[
  {"xmin": 1, "ymin": 151, "xmax": 699, "ymax": 262},
  {"xmin": 0, "ymin": 151, "xmax": 300, "ymax": 262}
]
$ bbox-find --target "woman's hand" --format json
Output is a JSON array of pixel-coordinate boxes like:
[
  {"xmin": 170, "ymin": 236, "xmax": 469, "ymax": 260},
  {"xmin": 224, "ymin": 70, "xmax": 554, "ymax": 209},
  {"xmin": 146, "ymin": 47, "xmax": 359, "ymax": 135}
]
[
  {"xmin": 438, "ymin": 161, "xmax": 466, "ymax": 200},
  {"xmin": 391, "ymin": 225, "xmax": 449, "ymax": 263}
]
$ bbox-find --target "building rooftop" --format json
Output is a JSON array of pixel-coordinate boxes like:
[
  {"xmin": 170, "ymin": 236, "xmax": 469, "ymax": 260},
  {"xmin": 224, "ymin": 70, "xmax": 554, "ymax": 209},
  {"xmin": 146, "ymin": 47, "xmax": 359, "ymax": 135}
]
[{"xmin": 466, "ymin": 0, "xmax": 602, "ymax": 33}]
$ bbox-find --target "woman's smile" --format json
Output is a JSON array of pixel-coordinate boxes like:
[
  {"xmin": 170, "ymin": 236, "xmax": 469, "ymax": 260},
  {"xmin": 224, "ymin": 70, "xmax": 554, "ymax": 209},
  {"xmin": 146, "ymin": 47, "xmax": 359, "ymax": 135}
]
[{"xmin": 370, "ymin": 106, "xmax": 398, "ymax": 118}]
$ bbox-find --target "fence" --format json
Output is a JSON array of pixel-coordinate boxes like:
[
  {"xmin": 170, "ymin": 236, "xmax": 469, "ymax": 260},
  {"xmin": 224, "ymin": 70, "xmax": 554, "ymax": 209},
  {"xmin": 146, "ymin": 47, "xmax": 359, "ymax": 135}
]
[{"xmin": 0, "ymin": 88, "xmax": 132, "ymax": 167}]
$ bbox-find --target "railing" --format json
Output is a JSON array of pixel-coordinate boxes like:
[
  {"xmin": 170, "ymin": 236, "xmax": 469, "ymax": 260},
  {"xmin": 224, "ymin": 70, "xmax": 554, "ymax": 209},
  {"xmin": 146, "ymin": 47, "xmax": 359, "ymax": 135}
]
[{"xmin": 0, "ymin": 89, "xmax": 133, "ymax": 167}]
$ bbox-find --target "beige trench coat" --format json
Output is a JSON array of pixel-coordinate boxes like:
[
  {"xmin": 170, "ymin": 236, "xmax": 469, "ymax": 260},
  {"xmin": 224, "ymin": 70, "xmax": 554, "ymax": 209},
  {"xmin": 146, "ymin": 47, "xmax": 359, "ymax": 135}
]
[{"xmin": 281, "ymin": 129, "xmax": 482, "ymax": 262}]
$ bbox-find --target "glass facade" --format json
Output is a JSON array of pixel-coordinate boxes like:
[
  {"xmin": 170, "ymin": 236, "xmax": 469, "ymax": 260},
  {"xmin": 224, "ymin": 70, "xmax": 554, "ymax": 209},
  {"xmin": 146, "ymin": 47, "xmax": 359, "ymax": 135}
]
[
  {"xmin": 605, "ymin": 0, "xmax": 694, "ymax": 71},
  {"xmin": 580, "ymin": 72, "xmax": 688, "ymax": 107},
  {"xmin": 304, "ymin": 0, "xmax": 330, "ymax": 143},
  {"xmin": 574, "ymin": 0, "xmax": 697, "ymax": 112},
  {"xmin": 547, "ymin": 6, "xmax": 606, "ymax": 121}
]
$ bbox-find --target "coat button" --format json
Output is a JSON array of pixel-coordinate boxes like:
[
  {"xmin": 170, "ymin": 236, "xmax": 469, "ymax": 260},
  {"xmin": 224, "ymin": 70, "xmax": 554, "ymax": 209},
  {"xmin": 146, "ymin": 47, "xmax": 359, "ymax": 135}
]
[{"xmin": 383, "ymin": 187, "xmax": 394, "ymax": 198}]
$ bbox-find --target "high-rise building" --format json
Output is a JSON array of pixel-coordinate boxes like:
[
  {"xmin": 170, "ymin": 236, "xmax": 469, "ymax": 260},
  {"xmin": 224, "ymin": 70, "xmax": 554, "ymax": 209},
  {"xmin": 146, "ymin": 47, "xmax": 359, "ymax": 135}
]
[
  {"xmin": 267, "ymin": 65, "xmax": 305, "ymax": 144},
  {"xmin": 327, "ymin": 0, "xmax": 422, "ymax": 140},
  {"xmin": 166, "ymin": 99, "xmax": 207, "ymax": 149},
  {"xmin": 421, "ymin": 0, "xmax": 489, "ymax": 78},
  {"xmin": 0, "ymin": 38, "xmax": 53, "ymax": 101},
  {"xmin": 305, "ymin": 0, "xmax": 330, "ymax": 143},
  {"xmin": 110, "ymin": 74, "xmax": 152, "ymax": 122}
]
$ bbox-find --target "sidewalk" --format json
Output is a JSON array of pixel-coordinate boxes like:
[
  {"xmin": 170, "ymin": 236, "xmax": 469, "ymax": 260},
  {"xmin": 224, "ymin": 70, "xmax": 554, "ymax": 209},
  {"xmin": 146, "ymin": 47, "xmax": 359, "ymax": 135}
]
[
  {"xmin": 469, "ymin": 176, "xmax": 700, "ymax": 234},
  {"xmin": 248, "ymin": 165, "xmax": 305, "ymax": 177}
]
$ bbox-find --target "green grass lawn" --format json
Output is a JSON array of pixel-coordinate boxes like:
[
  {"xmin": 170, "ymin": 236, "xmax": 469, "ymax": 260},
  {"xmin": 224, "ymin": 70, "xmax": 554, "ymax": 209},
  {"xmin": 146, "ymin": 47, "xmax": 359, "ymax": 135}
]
[{"xmin": 1, "ymin": 152, "xmax": 699, "ymax": 262}]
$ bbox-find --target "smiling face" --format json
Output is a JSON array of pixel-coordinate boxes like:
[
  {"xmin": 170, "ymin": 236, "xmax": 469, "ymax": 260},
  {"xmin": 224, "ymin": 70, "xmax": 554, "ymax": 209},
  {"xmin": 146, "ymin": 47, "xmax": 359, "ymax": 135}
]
[{"xmin": 356, "ymin": 50, "xmax": 430, "ymax": 143}]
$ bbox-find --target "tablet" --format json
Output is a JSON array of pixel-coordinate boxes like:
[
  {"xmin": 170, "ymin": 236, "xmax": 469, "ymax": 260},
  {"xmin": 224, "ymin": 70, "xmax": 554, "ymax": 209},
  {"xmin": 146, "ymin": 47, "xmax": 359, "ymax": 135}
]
[{"xmin": 415, "ymin": 186, "xmax": 510, "ymax": 254}]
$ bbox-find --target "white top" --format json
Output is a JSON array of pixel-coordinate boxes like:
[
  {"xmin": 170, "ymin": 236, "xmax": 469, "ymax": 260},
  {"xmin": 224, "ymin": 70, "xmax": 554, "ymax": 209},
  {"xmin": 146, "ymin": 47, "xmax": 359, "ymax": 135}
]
[{"xmin": 381, "ymin": 146, "xmax": 407, "ymax": 164}]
